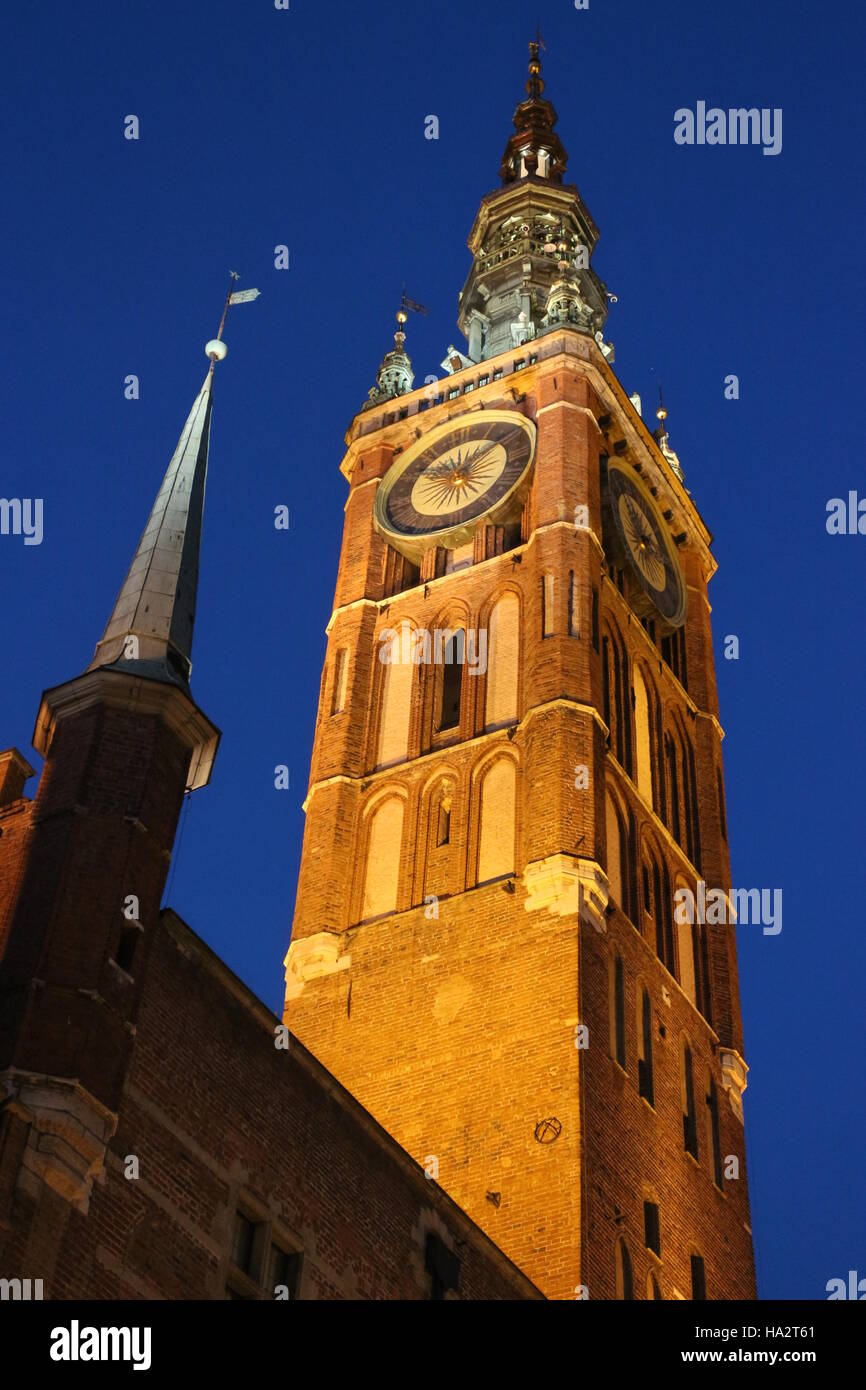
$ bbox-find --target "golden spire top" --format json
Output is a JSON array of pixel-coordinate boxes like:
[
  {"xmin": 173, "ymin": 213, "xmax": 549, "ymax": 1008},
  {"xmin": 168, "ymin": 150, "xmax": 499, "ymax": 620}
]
[{"xmin": 527, "ymin": 29, "xmax": 546, "ymax": 99}]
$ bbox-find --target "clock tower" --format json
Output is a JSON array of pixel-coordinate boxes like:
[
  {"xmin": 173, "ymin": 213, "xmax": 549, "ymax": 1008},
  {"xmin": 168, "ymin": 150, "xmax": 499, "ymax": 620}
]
[{"xmin": 284, "ymin": 43, "xmax": 756, "ymax": 1301}]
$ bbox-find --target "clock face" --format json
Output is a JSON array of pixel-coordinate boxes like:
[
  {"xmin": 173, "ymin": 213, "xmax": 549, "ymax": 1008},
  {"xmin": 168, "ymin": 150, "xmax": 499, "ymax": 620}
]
[
  {"xmin": 374, "ymin": 411, "xmax": 535, "ymax": 561},
  {"xmin": 607, "ymin": 460, "xmax": 687, "ymax": 627}
]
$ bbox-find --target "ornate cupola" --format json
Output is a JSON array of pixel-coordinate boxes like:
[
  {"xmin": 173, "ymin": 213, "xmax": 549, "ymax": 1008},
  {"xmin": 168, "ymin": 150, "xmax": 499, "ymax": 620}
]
[
  {"xmin": 362, "ymin": 310, "xmax": 415, "ymax": 410},
  {"xmin": 456, "ymin": 40, "xmax": 612, "ymax": 366},
  {"xmin": 498, "ymin": 38, "xmax": 569, "ymax": 185}
]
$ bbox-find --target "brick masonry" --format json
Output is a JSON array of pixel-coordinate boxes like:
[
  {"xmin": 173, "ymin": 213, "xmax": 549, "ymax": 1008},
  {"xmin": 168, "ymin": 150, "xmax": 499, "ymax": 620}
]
[{"xmin": 285, "ymin": 331, "xmax": 757, "ymax": 1301}]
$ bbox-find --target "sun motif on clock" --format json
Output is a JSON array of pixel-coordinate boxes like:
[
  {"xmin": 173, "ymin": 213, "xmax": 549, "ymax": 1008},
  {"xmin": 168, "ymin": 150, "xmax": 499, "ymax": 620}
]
[
  {"xmin": 374, "ymin": 410, "xmax": 536, "ymax": 561},
  {"xmin": 607, "ymin": 460, "xmax": 687, "ymax": 627}
]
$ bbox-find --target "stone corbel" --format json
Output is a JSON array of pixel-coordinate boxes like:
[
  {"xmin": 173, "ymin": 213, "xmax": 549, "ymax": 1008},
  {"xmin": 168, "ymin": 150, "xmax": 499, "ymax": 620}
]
[
  {"xmin": 2, "ymin": 1072, "xmax": 118, "ymax": 1215},
  {"xmin": 284, "ymin": 932, "xmax": 351, "ymax": 1002},
  {"xmin": 719, "ymin": 1048, "xmax": 749, "ymax": 1123},
  {"xmin": 521, "ymin": 855, "xmax": 609, "ymax": 932}
]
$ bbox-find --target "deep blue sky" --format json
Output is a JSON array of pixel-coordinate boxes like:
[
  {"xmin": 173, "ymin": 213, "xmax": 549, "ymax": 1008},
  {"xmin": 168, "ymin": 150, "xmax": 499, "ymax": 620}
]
[{"xmin": 2, "ymin": 1, "xmax": 863, "ymax": 1300}]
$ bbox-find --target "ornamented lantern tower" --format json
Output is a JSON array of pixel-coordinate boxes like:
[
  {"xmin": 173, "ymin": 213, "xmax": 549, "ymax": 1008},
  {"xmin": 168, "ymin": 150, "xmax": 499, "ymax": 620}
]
[{"xmin": 284, "ymin": 44, "xmax": 756, "ymax": 1302}]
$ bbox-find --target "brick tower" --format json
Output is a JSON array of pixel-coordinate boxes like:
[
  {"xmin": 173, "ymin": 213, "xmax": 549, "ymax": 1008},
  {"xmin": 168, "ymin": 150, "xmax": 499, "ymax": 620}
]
[
  {"xmin": 0, "ymin": 331, "xmax": 225, "ymax": 1241},
  {"xmin": 284, "ymin": 44, "xmax": 756, "ymax": 1301}
]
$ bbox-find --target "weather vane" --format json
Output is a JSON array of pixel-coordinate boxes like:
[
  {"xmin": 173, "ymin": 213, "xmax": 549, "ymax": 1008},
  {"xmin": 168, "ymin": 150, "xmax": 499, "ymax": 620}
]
[
  {"xmin": 205, "ymin": 271, "xmax": 261, "ymax": 364},
  {"xmin": 398, "ymin": 284, "xmax": 429, "ymax": 326}
]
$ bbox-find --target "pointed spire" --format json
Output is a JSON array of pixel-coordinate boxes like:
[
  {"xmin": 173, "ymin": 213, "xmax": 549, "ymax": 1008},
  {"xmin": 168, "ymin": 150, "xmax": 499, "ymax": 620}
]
[
  {"xmin": 88, "ymin": 278, "xmax": 258, "ymax": 688},
  {"xmin": 362, "ymin": 306, "xmax": 416, "ymax": 410},
  {"xmin": 88, "ymin": 365, "xmax": 216, "ymax": 687},
  {"xmin": 653, "ymin": 387, "xmax": 685, "ymax": 483},
  {"xmin": 499, "ymin": 37, "xmax": 568, "ymax": 185}
]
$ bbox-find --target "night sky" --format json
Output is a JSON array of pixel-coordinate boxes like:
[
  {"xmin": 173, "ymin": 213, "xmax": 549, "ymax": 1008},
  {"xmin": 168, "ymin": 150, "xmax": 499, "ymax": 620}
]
[{"xmin": 2, "ymin": 0, "xmax": 863, "ymax": 1300}]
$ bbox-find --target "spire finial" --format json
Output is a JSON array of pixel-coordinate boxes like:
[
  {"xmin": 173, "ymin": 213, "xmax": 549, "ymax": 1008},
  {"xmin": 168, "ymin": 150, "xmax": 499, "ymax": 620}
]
[
  {"xmin": 528, "ymin": 29, "xmax": 546, "ymax": 99},
  {"xmin": 654, "ymin": 385, "xmax": 685, "ymax": 482}
]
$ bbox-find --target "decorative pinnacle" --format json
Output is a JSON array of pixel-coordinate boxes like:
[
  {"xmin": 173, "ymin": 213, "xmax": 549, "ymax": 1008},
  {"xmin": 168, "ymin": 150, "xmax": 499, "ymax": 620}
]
[
  {"xmin": 527, "ymin": 30, "xmax": 546, "ymax": 99},
  {"xmin": 656, "ymin": 385, "xmax": 668, "ymax": 425}
]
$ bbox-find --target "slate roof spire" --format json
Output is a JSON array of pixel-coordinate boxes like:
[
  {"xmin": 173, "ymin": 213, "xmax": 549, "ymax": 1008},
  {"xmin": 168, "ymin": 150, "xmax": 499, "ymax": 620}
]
[
  {"xmin": 88, "ymin": 357, "xmax": 217, "ymax": 690},
  {"xmin": 88, "ymin": 280, "xmax": 258, "ymax": 691}
]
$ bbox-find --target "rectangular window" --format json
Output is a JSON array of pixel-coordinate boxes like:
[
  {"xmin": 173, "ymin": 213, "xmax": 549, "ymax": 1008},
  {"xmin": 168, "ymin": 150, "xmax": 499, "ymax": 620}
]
[
  {"xmin": 231, "ymin": 1212, "xmax": 257, "ymax": 1275},
  {"xmin": 438, "ymin": 632, "xmax": 464, "ymax": 731},
  {"xmin": 267, "ymin": 1244, "xmax": 302, "ymax": 1300},
  {"xmin": 568, "ymin": 571, "xmax": 579, "ymax": 637},
  {"xmin": 638, "ymin": 988, "xmax": 654, "ymax": 1107},
  {"xmin": 691, "ymin": 1254, "xmax": 707, "ymax": 1301},
  {"xmin": 529, "ymin": 353, "xmax": 538, "ymax": 365},
  {"xmin": 227, "ymin": 1206, "xmax": 302, "ymax": 1301},
  {"xmin": 436, "ymin": 800, "xmax": 451, "ymax": 847},
  {"xmin": 614, "ymin": 956, "xmax": 626, "ymax": 1069},
  {"xmin": 707, "ymin": 1081, "xmax": 724, "ymax": 1189},
  {"xmin": 542, "ymin": 573, "xmax": 555, "ymax": 637},
  {"xmin": 683, "ymin": 1047, "xmax": 699, "ymax": 1159},
  {"xmin": 643, "ymin": 1201, "xmax": 661, "ymax": 1257},
  {"xmin": 591, "ymin": 587, "xmax": 599, "ymax": 652},
  {"xmin": 425, "ymin": 1232, "xmax": 460, "ymax": 1300},
  {"xmin": 493, "ymin": 368, "xmax": 503, "ymax": 381},
  {"xmin": 514, "ymin": 358, "xmax": 526, "ymax": 371},
  {"xmin": 448, "ymin": 386, "xmax": 460, "ymax": 400},
  {"xmin": 479, "ymin": 374, "xmax": 490, "ymax": 386},
  {"xmin": 464, "ymin": 380, "xmax": 475, "ymax": 392}
]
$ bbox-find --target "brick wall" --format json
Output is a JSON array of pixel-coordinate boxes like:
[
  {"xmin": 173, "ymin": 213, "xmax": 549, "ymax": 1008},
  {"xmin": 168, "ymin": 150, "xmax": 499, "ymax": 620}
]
[{"xmin": 0, "ymin": 910, "xmax": 540, "ymax": 1301}]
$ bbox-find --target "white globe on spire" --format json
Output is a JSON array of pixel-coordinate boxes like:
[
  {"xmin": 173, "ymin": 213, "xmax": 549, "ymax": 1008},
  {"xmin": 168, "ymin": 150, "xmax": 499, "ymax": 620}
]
[{"xmin": 205, "ymin": 339, "xmax": 228, "ymax": 362}]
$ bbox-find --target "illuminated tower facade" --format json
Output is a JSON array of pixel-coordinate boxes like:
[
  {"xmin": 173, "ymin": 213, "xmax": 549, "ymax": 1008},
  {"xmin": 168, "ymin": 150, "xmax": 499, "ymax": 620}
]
[{"xmin": 284, "ymin": 45, "xmax": 756, "ymax": 1301}]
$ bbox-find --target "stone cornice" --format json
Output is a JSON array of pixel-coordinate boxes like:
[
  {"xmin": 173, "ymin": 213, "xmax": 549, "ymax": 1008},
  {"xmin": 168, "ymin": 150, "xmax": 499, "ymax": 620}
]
[{"xmin": 33, "ymin": 668, "xmax": 220, "ymax": 792}]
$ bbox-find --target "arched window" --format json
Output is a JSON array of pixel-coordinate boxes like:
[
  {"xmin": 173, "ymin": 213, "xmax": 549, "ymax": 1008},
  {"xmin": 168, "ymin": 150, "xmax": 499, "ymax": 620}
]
[
  {"xmin": 676, "ymin": 881, "xmax": 697, "ymax": 1005},
  {"xmin": 376, "ymin": 643, "xmax": 413, "ymax": 767},
  {"xmin": 633, "ymin": 666, "xmax": 653, "ymax": 804},
  {"xmin": 361, "ymin": 797, "xmax": 404, "ymax": 921},
  {"xmin": 485, "ymin": 593, "xmax": 519, "ymax": 729},
  {"xmin": 706, "ymin": 1073, "xmax": 724, "ymax": 1189},
  {"xmin": 651, "ymin": 856, "xmax": 675, "ymax": 976},
  {"xmin": 694, "ymin": 923, "xmax": 713, "ymax": 1026},
  {"xmin": 686, "ymin": 737, "xmax": 702, "ymax": 871},
  {"xmin": 609, "ymin": 952, "xmax": 626, "ymax": 1069},
  {"xmin": 477, "ymin": 759, "xmax": 516, "ymax": 884},
  {"xmin": 422, "ymin": 779, "xmax": 455, "ymax": 904},
  {"xmin": 602, "ymin": 635, "xmax": 612, "ymax": 738},
  {"xmin": 615, "ymin": 1238, "xmax": 634, "ymax": 1300},
  {"xmin": 605, "ymin": 792, "xmax": 624, "ymax": 909},
  {"xmin": 665, "ymin": 733, "xmax": 681, "ymax": 844},
  {"xmin": 637, "ymin": 984, "xmax": 654, "ymax": 1106},
  {"xmin": 681, "ymin": 1038, "xmax": 699, "ymax": 1159}
]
